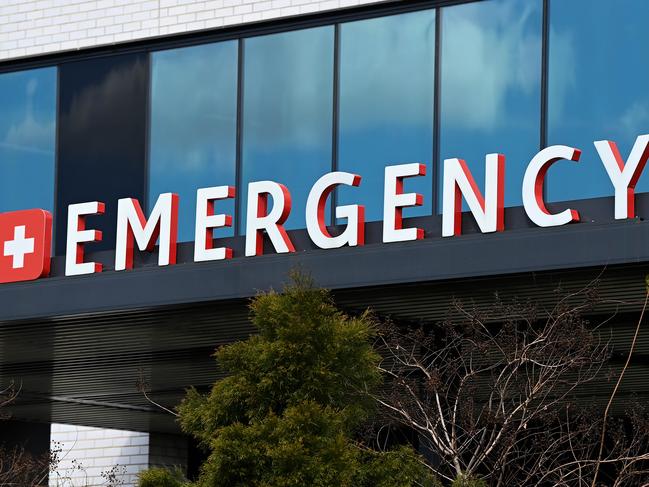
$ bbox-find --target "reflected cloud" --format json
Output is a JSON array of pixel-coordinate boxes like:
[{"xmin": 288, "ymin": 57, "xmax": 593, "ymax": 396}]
[
  {"xmin": 0, "ymin": 68, "xmax": 56, "ymax": 213},
  {"xmin": 26, "ymin": 78, "xmax": 38, "ymax": 97},
  {"xmin": 339, "ymin": 10, "xmax": 435, "ymax": 132},
  {"xmin": 62, "ymin": 57, "xmax": 146, "ymax": 150},
  {"xmin": 618, "ymin": 101, "xmax": 649, "ymax": 139},
  {"xmin": 2, "ymin": 116, "xmax": 55, "ymax": 156},
  {"xmin": 442, "ymin": 0, "xmax": 541, "ymax": 131},
  {"xmin": 243, "ymin": 27, "xmax": 334, "ymax": 152},
  {"xmin": 1, "ymin": 75, "xmax": 56, "ymax": 156},
  {"xmin": 548, "ymin": 28, "xmax": 576, "ymax": 126},
  {"xmin": 148, "ymin": 44, "xmax": 238, "ymax": 240},
  {"xmin": 150, "ymin": 42, "xmax": 238, "ymax": 173},
  {"xmin": 546, "ymin": 0, "xmax": 649, "ymax": 201}
]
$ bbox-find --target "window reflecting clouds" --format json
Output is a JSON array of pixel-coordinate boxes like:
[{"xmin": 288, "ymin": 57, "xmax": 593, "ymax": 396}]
[
  {"xmin": 241, "ymin": 27, "xmax": 334, "ymax": 231},
  {"xmin": 149, "ymin": 42, "xmax": 238, "ymax": 242},
  {"xmin": 0, "ymin": 68, "xmax": 56, "ymax": 213},
  {"xmin": 439, "ymin": 0, "xmax": 542, "ymax": 209},
  {"xmin": 548, "ymin": 0, "xmax": 649, "ymax": 202},
  {"xmin": 338, "ymin": 10, "xmax": 435, "ymax": 222}
]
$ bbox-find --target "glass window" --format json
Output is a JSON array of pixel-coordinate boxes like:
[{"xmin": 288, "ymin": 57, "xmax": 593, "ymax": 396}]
[
  {"xmin": 338, "ymin": 10, "xmax": 436, "ymax": 222},
  {"xmin": 439, "ymin": 0, "xmax": 542, "ymax": 208},
  {"xmin": 57, "ymin": 53, "xmax": 148, "ymax": 254},
  {"xmin": 0, "ymin": 67, "xmax": 56, "ymax": 213},
  {"xmin": 548, "ymin": 0, "xmax": 649, "ymax": 202},
  {"xmin": 149, "ymin": 42, "xmax": 238, "ymax": 242},
  {"xmin": 241, "ymin": 27, "xmax": 334, "ymax": 231}
]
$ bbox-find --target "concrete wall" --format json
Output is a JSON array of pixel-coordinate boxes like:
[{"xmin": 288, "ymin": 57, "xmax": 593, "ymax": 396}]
[
  {"xmin": 49, "ymin": 424, "xmax": 149, "ymax": 486},
  {"xmin": 0, "ymin": 0, "xmax": 386, "ymax": 62},
  {"xmin": 49, "ymin": 424, "xmax": 189, "ymax": 487}
]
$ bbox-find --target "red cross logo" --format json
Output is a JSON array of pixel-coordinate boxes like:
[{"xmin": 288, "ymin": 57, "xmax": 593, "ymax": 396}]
[{"xmin": 0, "ymin": 209, "xmax": 52, "ymax": 284}]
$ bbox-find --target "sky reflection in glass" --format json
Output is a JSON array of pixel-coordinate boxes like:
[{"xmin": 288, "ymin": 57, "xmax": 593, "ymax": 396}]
[
  {"xmin": 241, "ymin": 27, "xmax": 334, "ymax": 231},
  {"xmin": 439, "ymin": 0, "xmax": 541, "ymax": 209},
  {"xmin": 338, "ymin": 10, "xmax": 435, "ymax": 222},
  {"xmin": 0, "ymin": 68, "xmax": 56, "ymax": 213},
  {"xmin": 149, "ymin": 41, "xmax": 238, "ymax": 242},
  {"xmin": 548, "ymin": 0, "xmax": 649, "ymax": 202}
]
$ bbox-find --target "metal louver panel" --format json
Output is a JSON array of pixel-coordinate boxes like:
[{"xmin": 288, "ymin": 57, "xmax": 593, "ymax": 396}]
[{"xmin": 1, "ymin": 263, "xmax": 648, "ymax": 432}]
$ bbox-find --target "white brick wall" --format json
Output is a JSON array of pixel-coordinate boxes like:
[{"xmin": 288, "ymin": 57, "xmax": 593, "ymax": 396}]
[
  {"xmin": 0, "ymin": 0, "xmax": 386, "ymax": 61},
  {"xmin": 49, "ymin": 424, "xmax": 150, "ymax": 487}
]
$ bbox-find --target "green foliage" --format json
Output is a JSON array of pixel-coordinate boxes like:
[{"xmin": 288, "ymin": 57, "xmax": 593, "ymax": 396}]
[
  {"xmin": 451, "ymin": 474, "xmax": 488, "ymax": 487},
  {"xmin": 196, "ymin": 401, "xmax": 358, "ymax": 486},
  {"xmin": 137, "ymin": 466, "xmax": 187, "ymax": 487},
  {"xmin": 356, "ymin": 446, "xmax": 443, "ymax": 487},
  {"xmin": 175, "ymin": 274, "xmax": 436, "ymax": 486}
]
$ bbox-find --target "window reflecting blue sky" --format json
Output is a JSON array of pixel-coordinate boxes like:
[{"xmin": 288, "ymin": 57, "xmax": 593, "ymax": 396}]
[
  {"xmin": 241, "ymin": 27, "xmax": 334, "ymax": 231},
  {"xmin": 338, "ymin": 10, "xmax": 435, "ymax": 222},
  {"xmin": 149, "ymin": 41, "xmax": 238, "ymax": 242},
  {"xmin": 548, "ymin": 0, "xmax": 649, "ymax": 202},
  {"xmin": 0, "ymin": 67, "xmax": 56, "ymax": 213},
  {"xmin": 439, "ymin": 0, "xmax": 542, "ymax": 209}
]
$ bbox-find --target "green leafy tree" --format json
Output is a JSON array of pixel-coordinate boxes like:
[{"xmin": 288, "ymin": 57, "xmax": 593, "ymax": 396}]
[
  {"xmin": 139, "ymin": 275, "xmax": 436, "ymax": 487},
  {"xmin": 137, "ymin": 467, "xmax": 187, "ymax": 487}
]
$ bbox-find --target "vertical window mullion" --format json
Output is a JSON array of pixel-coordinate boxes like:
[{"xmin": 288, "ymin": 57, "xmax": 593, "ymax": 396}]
[
  {"xmin": 235, "ymin": 39, "xmax": 245, "ymax": 236},
  {"xmin": 331, "ymin": 23, "xmax": 341, "ymax": 227},
  {"xmin": 432, "ymin": 8, "xmax": 442, "ymax": 216},
  {"xmin": 540, "ymin": 0, "xmax": 550, "ymax": 201},
  {"xmin": 143, "ymin": 52, "xmax": 152, "ymax": 214},
  {"xmin": 53, "ymin": 66, "xmax": 61, "ymax": 250}
]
